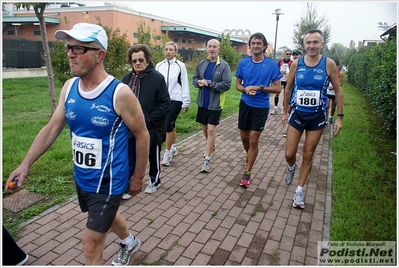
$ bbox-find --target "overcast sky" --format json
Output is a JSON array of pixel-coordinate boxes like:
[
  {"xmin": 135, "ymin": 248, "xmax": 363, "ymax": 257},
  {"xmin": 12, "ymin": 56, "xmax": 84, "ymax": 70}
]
[{"xmin": 83, "ymin": 1, "xmax": 397, "ymax": 48}]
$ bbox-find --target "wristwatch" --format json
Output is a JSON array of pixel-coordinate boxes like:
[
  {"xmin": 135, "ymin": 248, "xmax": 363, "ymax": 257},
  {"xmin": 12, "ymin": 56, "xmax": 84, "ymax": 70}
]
[
  {"xmin": 337, "ymin": 114, "xmax": 344, "ymax": 119},
  {"xmin": 259, "ymin": 84, "xmax": 265, "ymax": 90}
]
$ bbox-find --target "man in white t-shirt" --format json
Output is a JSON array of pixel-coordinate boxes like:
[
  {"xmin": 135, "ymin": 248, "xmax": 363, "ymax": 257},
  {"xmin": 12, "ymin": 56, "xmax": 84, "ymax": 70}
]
[{"xmin": 272, "ymin": 49, "xmax": 293, "ymax": 115}]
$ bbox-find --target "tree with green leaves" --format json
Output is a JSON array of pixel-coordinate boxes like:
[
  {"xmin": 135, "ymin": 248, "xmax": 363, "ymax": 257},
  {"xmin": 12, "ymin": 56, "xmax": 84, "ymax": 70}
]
[
  {"xmin": 135, "ymin": 21, "xmax": 171, "ymax": 64},
  {"xmin": 15, "ymin": 2, "xmax": 57, "ymax": 115},
  {"xmin": 292, "ymin": 2, "xmax": 331, "ymax": 52},
  {"xmin": 324, "ymin": 43, "xmax": 348, "ymax": 63},
  {"xmin": 96, "ymin": 19, "xmax": 130, "ymax": 80},
  {"xmin": 219, "ymin": 33, "xmax": 241, "ymax": 71}
]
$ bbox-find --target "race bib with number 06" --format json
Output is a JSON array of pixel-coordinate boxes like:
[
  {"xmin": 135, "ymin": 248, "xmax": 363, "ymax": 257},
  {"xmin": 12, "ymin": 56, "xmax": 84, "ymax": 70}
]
[{"xmin": 71, "ymin": 133, "xmax": 102, "ymax": 169}]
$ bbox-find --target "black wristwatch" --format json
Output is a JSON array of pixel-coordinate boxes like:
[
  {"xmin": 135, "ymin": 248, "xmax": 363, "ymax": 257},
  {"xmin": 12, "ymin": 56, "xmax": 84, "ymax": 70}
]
[
  {"xmin": 337, "ymin": 114, "xmax": 344, "ymax": 119},
  {"xmin": 259, "ymin": 84, "xmax": 265, "ymax": 90}
]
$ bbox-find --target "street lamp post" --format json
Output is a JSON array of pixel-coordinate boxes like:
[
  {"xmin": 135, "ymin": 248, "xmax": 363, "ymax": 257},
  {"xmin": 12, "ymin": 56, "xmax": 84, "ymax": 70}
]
[{"xmin": 272, "ymin": 8, "xmax": 284, "ymax": 60}]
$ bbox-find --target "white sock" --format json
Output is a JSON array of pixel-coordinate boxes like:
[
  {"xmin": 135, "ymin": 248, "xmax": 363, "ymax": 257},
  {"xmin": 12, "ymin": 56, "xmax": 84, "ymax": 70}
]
[
  {"xmin": 121, "ymin": 234, "xmax": 134, "ymax": 246},
  {"xmin": 165, "ymin": 149, "xmax": 170, "ymax": 154},
  {"xmin": 205, "ymin": 156, "xmax": 211, "ymax": 161},
  {"xmin": 296, "ymin": 186, "xmax": 303, "ymax": 193}
]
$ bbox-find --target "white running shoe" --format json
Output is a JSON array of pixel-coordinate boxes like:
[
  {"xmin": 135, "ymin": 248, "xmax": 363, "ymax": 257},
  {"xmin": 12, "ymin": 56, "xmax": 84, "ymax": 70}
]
[
  {"xmin": 111, "ymin": 237, "xmax": 142, "ymax": 266},
  {"xmin": 200, "ymin": 159, "xmax": 211, "ymax": 173},
  {"xmin": 122, "ymin": 193, "xmax": 132, "ymax": 200},
  {"xmin": 170, "ymin": 145, "xmax": 177, "ymax": 156},
  {"xmin": 144, "ymin": 182, "xmax": 160, "ymax": 194},
  {"xmin": 293, "ymin": 191, "xmax": 305, "ymax": 209},
  {"xmin": 285, "ymin": 162, "xmax": 297, "ymax": 185},
  {"xmin": 161, "ymin": 151, "xmax": 171, "ymax": 166}
]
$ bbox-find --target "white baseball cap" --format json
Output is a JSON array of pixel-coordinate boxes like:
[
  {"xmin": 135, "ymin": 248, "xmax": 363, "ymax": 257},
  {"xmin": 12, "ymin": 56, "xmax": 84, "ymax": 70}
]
[{"xmin": 55, "ymin": 23, "xmax": 108, "ymax": 51}]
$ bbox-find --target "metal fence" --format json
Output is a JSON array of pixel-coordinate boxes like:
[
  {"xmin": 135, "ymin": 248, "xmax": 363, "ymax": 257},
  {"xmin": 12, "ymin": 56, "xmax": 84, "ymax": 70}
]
[{"xmin": 2, "ymin": 39, "xmax": 55, "ymax": 68}]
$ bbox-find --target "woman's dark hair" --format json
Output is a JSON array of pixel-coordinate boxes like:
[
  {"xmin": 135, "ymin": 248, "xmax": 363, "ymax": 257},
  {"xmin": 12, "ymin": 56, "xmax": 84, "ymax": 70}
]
[
  {"xmin": 127, "ymin": 44, "xmax": 153, "ymax": 65},
  {"xmin": 248, "ymin": 32, "xmax": 268, "ymax": 53}
]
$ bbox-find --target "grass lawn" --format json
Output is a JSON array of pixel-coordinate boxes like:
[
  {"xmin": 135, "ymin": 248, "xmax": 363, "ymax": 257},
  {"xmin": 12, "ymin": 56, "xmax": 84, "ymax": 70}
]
[
  {"xmin": 2, "ymin": 74, "xmax": 396, "ymax": 243},
  {"xmin": 329, "ymin": 76, "xmax": 396, "ymax": 241}
]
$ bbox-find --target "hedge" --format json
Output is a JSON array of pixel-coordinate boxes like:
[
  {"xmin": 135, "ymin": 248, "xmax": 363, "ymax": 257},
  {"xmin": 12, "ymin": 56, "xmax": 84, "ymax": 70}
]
[{"xmin": 347, "ymin": 39, "xmax": 397, "ymax": 133}]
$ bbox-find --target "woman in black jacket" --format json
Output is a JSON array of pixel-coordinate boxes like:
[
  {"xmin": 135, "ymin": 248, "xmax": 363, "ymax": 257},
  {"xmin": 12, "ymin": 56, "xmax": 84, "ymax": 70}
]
[{"xmin": 122, "ymin": 44, "xmax": 171, "ymax": 196}]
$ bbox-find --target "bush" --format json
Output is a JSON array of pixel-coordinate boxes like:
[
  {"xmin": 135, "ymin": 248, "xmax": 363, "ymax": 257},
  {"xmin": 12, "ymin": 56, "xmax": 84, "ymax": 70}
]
[{"xmin": 347, "ymin": 39, "xmax": 397, "ymax": 133}]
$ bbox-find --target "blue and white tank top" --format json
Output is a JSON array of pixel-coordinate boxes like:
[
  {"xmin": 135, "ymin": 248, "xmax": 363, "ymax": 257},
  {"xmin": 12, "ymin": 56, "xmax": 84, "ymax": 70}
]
[
  {"xmin": 290, "ymin": 55, "xmax": 330, "ymax": 112},
  {"xmin": 64, "ymin": 75, "xmax": 130, "ymax": 195}
]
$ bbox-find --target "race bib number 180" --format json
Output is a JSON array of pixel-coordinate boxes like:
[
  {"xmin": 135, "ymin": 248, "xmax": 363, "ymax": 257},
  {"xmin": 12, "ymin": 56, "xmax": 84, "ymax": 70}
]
[
  {"xmin": 296, "ymin": 89, "xmax": 320, "ymax": 107},
  {"xmin": 71, "ymin": 133, "xmax": 102, "ymax": 169}
]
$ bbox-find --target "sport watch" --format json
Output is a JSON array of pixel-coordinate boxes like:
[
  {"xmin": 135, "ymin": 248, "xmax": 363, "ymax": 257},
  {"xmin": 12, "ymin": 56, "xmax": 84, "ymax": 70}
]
[{"xmin": 337, "ymin": 114, "xmax": 344, "ymax": 119}]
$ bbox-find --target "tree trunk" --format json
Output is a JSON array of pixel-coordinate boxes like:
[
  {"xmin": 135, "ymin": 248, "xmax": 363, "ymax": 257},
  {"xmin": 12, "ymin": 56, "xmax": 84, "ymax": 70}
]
[{"xmin": 35, "ymin": 4, "xmax": 57, "ymax": 116}]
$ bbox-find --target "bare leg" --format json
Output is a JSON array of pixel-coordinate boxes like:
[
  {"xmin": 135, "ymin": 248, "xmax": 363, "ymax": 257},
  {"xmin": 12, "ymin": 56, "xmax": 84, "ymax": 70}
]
[
  {"xmin": 165, "ymin": 129, "xmax": 177, "ymax": 151},
  {"xmin": 81, "ymin": 228, "xmax": 107, "ymax": 265},
  {"xmin": 285, "ymin": 125, "xmax": 302, "ymax": 166},
  {"xmin": 246, "ymin": 131, "xmax": 261, "ymax": 172},
  {"xmin": 201, "ymin": 124, "xmax": 208, "ymax": 140},
  {"xmin": 240, "ymin": 129, "xmax": 250, "ymax": 154},
  {"xmin": 205, "ymin": 124, "xmax": 217, "ymax": 157},
  {"xmin": 109, "ymin": 211, "xmax": 130, "ymax": 240},
  {"xmin": 298, "ymin": 129, "xmax": 323, "ymax": 187}
]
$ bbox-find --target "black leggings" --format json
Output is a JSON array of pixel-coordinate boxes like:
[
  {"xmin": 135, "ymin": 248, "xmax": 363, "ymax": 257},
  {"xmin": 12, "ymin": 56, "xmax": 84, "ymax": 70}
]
[
  {"xmin": 128, "ymin": 137, "xmax": 161, "ymax": 185},
  {"xmin": 166, "ymin": 101, "xmax": 183, "ymax": 132}
]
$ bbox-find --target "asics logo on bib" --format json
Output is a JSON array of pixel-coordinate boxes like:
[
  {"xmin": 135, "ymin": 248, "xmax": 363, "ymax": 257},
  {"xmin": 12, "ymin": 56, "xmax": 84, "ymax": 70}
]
[
  {"xmin": 299, "ymin": 91, "xmax": 317, "ymax": 97},
  {"xmin": 73, "ymin": 139, "xmax": 95, "ymax": 150}
]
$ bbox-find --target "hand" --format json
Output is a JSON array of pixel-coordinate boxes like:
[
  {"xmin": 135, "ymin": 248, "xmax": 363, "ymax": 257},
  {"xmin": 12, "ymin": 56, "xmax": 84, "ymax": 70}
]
[
  {"xmin": 282, "ymin": 113, "xmax": 288, "ymax": 127},
  {"xmin": 245, "ymin": 86, "xmax": 257, "ymax": 96},
  {"xmin": 182, "ymin": 107, "xmax": 188, "ymax": 113},
  {"xmin": 5, "ymin": 167, "xmax": 28, "ymax": 192},
  {"xmin": 334, "ymin": 118, "xmax": 343, "ymax": 136},
  {"xmin": 128, "ymin": 174, "xmax": 144, "ymax": 197},
  {"xmin": 198, "ymin": 79, "xmax": 207, "ymax": 87}
]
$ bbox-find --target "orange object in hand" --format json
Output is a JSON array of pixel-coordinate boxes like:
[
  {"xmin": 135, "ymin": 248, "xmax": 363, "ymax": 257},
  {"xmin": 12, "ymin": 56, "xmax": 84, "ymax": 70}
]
[{"xmin": 8, "ymin": 178, "xmax": 19, "ymax": 189}]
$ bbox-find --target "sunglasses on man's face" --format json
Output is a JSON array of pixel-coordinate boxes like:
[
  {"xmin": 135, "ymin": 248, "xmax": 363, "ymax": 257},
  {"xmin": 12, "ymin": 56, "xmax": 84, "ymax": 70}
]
[
  {"xmin": 286, "ymin": 53, "xmax": 292, "ymax": 56},
  {"xmin": 131, "ymin": 58, "xmax": 145, "ymax": 64}
]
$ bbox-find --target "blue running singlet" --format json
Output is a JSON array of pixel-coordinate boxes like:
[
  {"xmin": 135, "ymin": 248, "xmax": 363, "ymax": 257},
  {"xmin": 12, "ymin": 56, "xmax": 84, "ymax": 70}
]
[
  {"xmin": 290, "ymin": 55, "xmax": 330, "ymax": 113},
  {"xmin": 64, "ymin": 76, "xmax": 130, "ymax": 195}
]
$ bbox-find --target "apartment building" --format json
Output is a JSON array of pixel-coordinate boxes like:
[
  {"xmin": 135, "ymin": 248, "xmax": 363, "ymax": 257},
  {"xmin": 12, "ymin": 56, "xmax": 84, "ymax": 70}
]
[{"xmin": 2, "ymin": 2, "xmax": 252, "ymax": 54}]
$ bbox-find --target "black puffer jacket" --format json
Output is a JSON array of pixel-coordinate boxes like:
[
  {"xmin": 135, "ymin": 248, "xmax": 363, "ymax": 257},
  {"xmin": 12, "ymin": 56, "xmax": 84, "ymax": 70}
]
[{"xmin": 122, "ymin": 64, "xmax": 171, "ymax": 146}]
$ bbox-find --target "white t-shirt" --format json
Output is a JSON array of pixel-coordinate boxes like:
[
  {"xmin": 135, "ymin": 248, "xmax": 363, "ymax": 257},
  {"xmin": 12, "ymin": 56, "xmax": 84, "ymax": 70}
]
[
  {"xmin": 280, "ymin": 63, "xmax": 290, "ymax": 82},
  {"xmin": 327, "ymin": 82, "xmax": 335, "ymax": 96}
]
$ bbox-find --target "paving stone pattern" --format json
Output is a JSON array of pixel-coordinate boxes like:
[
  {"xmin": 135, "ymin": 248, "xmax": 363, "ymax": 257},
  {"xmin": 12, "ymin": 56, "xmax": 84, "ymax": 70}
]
[{"xmin": 14, "ymin": 105, "xmax": 333, "ymax": 265}]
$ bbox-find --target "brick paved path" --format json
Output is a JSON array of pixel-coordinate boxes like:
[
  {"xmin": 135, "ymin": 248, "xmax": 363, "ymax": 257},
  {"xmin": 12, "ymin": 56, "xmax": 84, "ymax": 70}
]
[{"xmin": 14, "ymin": 106, "xmax": 333, "ymax": 265}]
